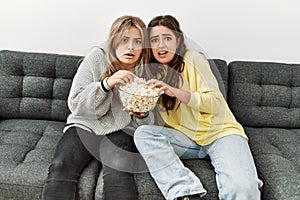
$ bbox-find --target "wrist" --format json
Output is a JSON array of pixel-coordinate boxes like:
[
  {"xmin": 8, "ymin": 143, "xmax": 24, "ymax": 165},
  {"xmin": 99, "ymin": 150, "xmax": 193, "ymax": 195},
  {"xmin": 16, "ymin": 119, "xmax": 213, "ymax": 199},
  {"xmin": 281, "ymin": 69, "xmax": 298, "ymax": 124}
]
[
  {"xmin": 100, "ymin": 77, "xmax": 111, "ymax": 92},
  {"xmin": 104, "ymin": 77, "xmax": 112, "ymax": 90},
  {"xmin": 106, "ymin": 76, "xmax": 114, "ymax": 89}
]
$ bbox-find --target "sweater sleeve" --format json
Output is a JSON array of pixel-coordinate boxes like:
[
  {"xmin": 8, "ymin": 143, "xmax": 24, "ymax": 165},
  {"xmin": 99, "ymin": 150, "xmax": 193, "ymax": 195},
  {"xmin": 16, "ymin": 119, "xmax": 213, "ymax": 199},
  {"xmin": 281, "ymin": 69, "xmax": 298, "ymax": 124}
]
[
  {"xmin": 67, "ymin": 47, "xmax": 113, "ymax": 118},
  {"xmin": 185, "ymin": 51, "xmax": 223, "ymax": 114}
]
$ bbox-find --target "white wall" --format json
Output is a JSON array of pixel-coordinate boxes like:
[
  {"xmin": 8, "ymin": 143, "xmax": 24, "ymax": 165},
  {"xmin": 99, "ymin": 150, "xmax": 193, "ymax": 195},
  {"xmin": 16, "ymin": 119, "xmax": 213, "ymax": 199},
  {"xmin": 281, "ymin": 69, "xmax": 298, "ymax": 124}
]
[{"xmin": 1, "ymin": 0, "xmax": 299, "ymax": 63}]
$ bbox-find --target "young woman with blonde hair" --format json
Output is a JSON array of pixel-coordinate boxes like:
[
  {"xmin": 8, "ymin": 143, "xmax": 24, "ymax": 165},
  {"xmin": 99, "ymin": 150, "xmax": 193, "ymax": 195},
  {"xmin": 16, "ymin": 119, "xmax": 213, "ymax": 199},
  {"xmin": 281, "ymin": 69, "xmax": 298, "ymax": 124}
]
[{"xmin": 43, "ymin": 15, "xmax": 152, "ymax": 200}]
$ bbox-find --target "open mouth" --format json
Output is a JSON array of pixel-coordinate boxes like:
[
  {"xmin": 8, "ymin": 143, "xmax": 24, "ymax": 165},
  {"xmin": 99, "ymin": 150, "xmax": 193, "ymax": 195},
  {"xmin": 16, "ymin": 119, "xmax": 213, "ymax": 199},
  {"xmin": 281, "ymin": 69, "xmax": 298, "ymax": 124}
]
[
  {"xmin": 158, "ymin": 51, "xmax": 167, "ymax": 55},
  {"xmin": 125, "ymin": 53, "xmax": 135, "ymax": 56}
]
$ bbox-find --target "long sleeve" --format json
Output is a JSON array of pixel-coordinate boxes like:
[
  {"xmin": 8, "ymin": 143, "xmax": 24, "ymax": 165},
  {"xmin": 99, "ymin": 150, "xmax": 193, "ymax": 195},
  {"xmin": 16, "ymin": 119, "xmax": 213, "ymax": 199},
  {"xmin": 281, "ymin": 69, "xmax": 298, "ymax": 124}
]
[
  {"xmin": 66, "ymin": 47, "xmax": 155, "ymax": 135},
  {"xmin": 159, "ymin": 50, "xmax": 246, "ymax": 145},
  {"xmin": 67, "ymin": 47, "xmax": 112, "ymax": 119},
  {"xmin": 184, "ymin": 51, "xmax": 223, "ymax": 114}
]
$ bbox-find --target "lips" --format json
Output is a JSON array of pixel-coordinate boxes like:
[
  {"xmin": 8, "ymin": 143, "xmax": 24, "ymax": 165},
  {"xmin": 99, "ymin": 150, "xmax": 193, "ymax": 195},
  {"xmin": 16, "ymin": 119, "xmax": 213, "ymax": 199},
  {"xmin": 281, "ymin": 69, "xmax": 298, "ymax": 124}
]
[
  {"xmin": 157, "ymin": 50, "xmax": 168, "ymax": 58},
  {"xmin": 125, "ymin": 53, "xmax": 135, "ymax": 57},
  {"xmin": 158, "ymin": 51, "xmax": 167, "ymax": 55}
]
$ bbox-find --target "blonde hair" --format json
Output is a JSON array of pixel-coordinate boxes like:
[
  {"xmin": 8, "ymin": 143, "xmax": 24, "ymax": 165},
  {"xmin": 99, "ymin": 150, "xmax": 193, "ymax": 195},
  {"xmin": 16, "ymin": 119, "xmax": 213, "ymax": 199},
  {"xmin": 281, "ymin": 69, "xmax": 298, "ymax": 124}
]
[{"xmin": 101, "ymin": 15, "xmax": 151, "ymax": 80}]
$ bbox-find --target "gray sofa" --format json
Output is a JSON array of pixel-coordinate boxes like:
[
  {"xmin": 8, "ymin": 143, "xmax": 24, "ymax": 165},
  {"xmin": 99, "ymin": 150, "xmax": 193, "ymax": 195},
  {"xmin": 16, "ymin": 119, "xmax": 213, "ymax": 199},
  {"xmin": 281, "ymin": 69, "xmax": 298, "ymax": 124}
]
[{"xmin": 0, "ymin": 49, "xmax": 299, "ymax": 200}]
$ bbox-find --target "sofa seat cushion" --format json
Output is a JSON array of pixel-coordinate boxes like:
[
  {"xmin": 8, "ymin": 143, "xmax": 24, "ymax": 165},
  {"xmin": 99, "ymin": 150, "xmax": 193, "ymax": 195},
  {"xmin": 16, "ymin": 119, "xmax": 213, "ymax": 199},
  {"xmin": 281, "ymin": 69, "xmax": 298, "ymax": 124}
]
[
  {"xmin": 0, "ymin": 119, "xmax": 100, "ymax": 200},
  {"xmin": 245, "ymin": 127, "xmax": 300, "ymax": 200}
]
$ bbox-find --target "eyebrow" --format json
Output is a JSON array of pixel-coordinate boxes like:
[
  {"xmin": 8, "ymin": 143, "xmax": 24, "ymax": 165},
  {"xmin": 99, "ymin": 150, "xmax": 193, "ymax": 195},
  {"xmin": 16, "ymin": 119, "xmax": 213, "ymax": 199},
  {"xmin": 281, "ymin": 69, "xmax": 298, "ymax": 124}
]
[
  {"xmin": 123, "ymin": 36, "xmax": 142, "ymax": 40},
  {"xmin": 150, "ymin": 33, "xmax": 173, "ymax": 39}
]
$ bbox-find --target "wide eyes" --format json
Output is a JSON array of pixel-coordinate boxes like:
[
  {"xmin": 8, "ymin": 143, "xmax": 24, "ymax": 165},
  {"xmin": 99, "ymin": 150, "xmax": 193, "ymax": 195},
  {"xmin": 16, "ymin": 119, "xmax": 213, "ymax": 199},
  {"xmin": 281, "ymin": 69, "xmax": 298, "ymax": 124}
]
[
  {"xmin": 150, "ymin": 38, "xmax": 158, "ymax": 44},
  {"xmin": 121, "ymin": 37, "xmax": 142, "ymax": 46},
  {"xmin": 150, "ymin": 36, "xmax": 173, "ymax": 44},
  {"xmin": 135, "ymin": 39, "xmax": 142, "ymax": 45},
  {"xmin": 165, "ymin": 36, "xmax": 172, "ymax": 41}
]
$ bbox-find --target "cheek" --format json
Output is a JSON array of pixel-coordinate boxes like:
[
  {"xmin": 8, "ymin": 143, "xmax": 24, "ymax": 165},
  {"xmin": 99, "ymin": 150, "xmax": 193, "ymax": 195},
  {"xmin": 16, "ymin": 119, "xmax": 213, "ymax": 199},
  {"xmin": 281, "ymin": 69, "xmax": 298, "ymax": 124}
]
[
  {"xmin": 135, "ymin": 49, "xmax": 142, "ymax": 58},
  {"xmin": 115, "ymin": 47, "xmax": 125, "ymax": 58},
  {"xmin": 151, "ymin": 51, "xmax": 159, "ymax": 59},
  {"xmin": 150, "ymin": 47, "xmax": 157, "ymax": 55}
]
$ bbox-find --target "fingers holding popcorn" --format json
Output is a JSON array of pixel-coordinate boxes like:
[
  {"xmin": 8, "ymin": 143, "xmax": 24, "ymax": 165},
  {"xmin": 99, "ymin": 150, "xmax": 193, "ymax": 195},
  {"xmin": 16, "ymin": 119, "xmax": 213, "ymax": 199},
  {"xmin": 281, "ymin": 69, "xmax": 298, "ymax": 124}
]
[
  {"xmin": 146, "ymin": 79, "xmax": 176, "ymax": 97},
  {"xmin": 107, "ymin": 70, "xmax": 136, "ymax": 88},
  {"xmin": 118, "ymin": 77, "xmax": 164, "ymax": 113}
]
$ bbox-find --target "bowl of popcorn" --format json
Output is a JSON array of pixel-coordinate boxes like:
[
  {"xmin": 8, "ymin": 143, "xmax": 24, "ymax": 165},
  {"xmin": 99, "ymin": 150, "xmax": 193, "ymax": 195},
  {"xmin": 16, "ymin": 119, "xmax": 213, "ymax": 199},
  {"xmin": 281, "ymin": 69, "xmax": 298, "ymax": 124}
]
[{"xmin": 117, "ymin": 77, "xmax": 163, "ymax": 113}]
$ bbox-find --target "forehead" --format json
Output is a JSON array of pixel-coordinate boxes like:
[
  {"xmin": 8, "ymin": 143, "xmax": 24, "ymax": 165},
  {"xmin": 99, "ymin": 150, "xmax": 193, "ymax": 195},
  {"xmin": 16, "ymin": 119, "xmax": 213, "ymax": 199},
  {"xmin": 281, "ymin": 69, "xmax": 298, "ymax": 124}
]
[
  {"xmin": 123, "ymin": 26, "xmax": 142, "ymax": 38},
  {"xmin": 150, "ymin": 26, "xmax": 175, "ymax": 37}
]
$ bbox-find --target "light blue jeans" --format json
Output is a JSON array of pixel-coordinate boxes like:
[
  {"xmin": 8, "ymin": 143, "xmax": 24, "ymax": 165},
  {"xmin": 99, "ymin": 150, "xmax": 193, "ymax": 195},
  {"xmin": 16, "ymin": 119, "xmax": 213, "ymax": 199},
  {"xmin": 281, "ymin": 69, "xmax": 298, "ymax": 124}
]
[{"xmin": 134, "ymin": 125, "xmax": 263, "ymax": 200}]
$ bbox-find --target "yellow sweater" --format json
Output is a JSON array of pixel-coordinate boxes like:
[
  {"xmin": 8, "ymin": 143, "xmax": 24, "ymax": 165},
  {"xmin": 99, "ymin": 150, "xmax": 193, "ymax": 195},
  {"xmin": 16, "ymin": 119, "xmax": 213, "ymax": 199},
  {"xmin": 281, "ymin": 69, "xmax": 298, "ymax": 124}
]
[{"xmin": 159, "ymin": 50, "xmax": 247, "ymax": 145}]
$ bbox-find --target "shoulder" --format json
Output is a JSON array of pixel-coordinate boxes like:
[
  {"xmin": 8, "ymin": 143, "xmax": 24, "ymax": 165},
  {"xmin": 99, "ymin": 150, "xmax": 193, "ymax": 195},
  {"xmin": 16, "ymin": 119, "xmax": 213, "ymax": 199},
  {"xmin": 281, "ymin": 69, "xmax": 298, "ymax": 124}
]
[
  {"xmin": 184, "ymin": 50, "xmax": 207, "ymax": 61},
  {"xmin": 76, "ymin": 47, "xmax": 106, "ymax": 74},
  {"xmin": 87, "ymin": 46, "xmax": 105, "ymax": 59},
  {"xmin": 184, "ymin": 50, "xmax": 209, "ymax": 66},
  {"xmin": 80, "ymin": 47, "xmax": 106, "ymax": 69}
]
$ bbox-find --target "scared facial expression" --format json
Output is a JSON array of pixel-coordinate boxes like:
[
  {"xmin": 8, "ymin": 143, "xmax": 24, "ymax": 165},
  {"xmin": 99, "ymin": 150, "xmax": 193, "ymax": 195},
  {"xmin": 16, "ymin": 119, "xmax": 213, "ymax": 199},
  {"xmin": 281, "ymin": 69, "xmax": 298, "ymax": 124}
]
[
  {"xmin": 116, "ymin": 26, "xmax": 143, "ymax": 70},
  {"xmin": 149, "ymin": 25, "xmax": 180, "ymax": 66}
]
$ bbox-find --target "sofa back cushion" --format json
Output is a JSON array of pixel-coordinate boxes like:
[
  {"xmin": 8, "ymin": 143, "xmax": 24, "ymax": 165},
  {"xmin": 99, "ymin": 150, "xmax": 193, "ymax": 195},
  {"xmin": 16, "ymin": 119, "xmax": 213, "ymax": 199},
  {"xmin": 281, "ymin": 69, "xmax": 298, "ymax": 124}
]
[
  {"xmin": 0, "ymin": 50, "xmax": 82, "ymax": 121},
  {"xmin": 228, "ymin": 61, "xmax": 300, "ymax": 128}
]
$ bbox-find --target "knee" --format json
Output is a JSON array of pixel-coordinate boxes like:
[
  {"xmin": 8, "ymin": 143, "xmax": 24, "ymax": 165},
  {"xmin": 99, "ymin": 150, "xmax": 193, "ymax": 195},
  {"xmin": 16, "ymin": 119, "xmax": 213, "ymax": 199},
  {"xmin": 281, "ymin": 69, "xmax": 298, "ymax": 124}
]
[
  {"xmin": 134, "ymin": 125, "xmax": 163, "ymax": 141},
  {"xmin": 134, "ymin": 125, "xmax": 168, "ymax": 151},
  {"xmin": 219, "ymin": 177, "xmax": 260, "ymax": 200},
  {"xmin": 135, "ymin": 125, "xmax": 151, "ymax": 137},
  {"xmin": 48, "ymin": 160, "xmax": 66, "ymax": 172},
  {"xmin": 47, "ymin": 160, "xmax": 79, "ymax": 179},
  {"xmin": 134, "ymin": 125, "xmax": 151, "ymax": 145}
]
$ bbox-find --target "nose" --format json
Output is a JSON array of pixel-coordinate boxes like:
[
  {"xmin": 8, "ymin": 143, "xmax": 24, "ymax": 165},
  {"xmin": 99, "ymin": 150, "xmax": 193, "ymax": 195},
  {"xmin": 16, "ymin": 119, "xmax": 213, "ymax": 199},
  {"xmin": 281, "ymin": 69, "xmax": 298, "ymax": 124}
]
[
  {"xmin": 127, "ymin": 40, "xmax": 134, "ymax": 50},
  {"xmin": 158, "ymin": 37, "xmax": 166, "ymax": 48}
]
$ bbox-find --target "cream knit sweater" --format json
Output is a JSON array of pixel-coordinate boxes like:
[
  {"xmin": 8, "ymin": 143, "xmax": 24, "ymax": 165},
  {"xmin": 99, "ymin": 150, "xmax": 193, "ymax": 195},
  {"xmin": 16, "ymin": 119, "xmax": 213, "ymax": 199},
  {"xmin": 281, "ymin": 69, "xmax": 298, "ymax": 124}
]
[{"xmin": 65, "ymin": 47, "xmax": 154, "ymax": 135}]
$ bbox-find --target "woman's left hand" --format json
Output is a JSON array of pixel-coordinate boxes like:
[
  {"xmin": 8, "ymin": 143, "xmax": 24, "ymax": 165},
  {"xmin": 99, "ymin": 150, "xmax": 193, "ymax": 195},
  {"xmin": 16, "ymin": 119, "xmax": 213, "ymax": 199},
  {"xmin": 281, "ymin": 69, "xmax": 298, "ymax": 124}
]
[{"xmin": 146, "ymin": 79, "xmax": 191, "ymax": 104}]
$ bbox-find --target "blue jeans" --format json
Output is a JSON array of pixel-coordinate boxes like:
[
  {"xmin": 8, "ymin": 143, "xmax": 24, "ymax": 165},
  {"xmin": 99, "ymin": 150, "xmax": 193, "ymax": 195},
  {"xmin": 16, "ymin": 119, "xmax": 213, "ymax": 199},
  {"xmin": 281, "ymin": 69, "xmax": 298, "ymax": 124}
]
[{"xmin": 134, "ymin": 125, "xmax": 263, "ymax": 200}]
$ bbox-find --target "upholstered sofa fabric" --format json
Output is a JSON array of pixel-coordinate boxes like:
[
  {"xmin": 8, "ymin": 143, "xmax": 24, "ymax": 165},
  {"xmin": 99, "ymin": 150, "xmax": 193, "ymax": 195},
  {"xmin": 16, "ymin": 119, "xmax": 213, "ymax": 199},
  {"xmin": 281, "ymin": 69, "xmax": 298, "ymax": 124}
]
[
  {"xmin": 0, "ymin": 50, "xmax": 80, "ymax": 121},
  {"xmin": 228, "ymin": 61, "xmax": 300, "ymax": 128},
  {"xmin": 228, "ymin": 61, "xmax": 300, "ymax": 200},
  {"xmin": 1, "ymin": 49, "xmax": 300, "ymax": 200},
  {"xmin": 0, "ymin": 50, "xmax": 100, "ymax": 200}
]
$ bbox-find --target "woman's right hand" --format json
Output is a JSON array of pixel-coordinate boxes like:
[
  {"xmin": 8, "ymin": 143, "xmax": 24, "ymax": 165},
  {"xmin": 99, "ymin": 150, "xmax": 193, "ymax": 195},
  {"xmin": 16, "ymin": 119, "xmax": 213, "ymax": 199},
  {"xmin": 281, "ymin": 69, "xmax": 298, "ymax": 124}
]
[{"xmin": 106, "ymin": 70, "xmax": 136, "ymax": 88}]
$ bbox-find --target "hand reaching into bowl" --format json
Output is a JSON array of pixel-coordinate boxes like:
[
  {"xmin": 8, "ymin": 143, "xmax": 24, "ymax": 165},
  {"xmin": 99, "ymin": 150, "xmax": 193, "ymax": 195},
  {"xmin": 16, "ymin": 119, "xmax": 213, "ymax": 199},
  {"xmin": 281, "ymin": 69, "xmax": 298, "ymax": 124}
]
[
  {"xmin": 106, "ymin": 70, "xmax": 136, "ymax": 88},
  {"xmin": 118, "ymin": 77, "xmax": 164, "ymax": 114}
]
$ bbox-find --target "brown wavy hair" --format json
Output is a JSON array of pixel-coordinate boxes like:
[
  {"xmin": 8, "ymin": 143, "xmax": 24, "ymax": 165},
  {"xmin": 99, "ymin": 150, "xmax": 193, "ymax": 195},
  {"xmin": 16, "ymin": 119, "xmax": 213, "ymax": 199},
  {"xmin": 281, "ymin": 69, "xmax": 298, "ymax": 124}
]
[
  {"xmin": 147, "ymin": 15, "xmax": 187, "ymax": 112},
  {"xmin": 101, "ymin": 15, "xmax": 151, "ymax": 80}
]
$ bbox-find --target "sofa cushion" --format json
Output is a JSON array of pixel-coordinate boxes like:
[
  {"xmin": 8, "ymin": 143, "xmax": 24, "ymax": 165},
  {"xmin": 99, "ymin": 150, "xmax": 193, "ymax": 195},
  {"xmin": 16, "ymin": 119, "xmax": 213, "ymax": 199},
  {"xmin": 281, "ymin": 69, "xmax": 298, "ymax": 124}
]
[
  {"xmin": 0, "ymin": 50, "xmax": 82, "ymax": 121},
  {"xmin": 0, "ymin": 119, "xmax": 100, "ymax": 200},
  {"xmin": 245, "ymin": 127, "xmax": 300, "ymax": 200},
  {"xmin": 228, "ymin": 61, "xmax": 300, "ymax": 200},
  {"xmin": 228, "ymin": 61, "xmax": 300, "ymax": 128},
  {"xmin": 0, "ymin": 49, "xmax": 99, "ymax": 200}
]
